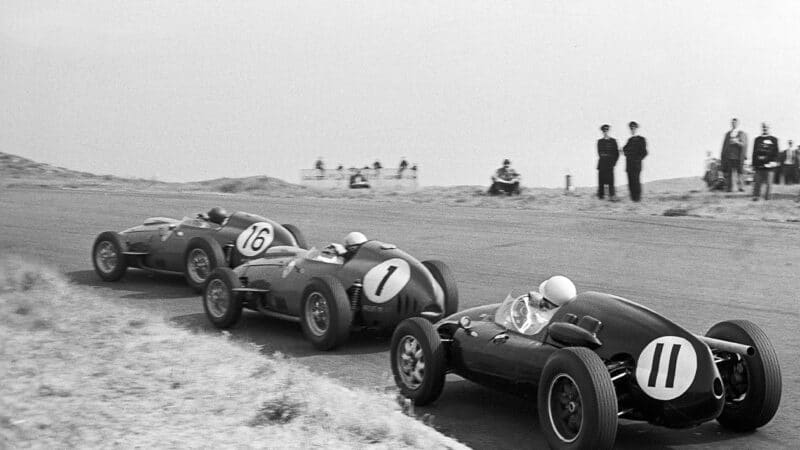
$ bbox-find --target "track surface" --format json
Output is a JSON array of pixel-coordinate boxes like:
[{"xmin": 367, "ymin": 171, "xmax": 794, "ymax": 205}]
[{"xmin": 2, "ymin": 188, "xmax": 798, "ymax": 449}]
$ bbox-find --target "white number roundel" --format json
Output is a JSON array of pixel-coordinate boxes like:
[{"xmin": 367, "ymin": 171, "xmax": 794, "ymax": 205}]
[
  {"xmin": 635, "ymin": 336, "xmax": 698, "ymax": 401},
  {"xmin": 236, "ymin": 222, "xmax": 275, "ymax": 257},
  {"xmin": 363, "ymin": 258, "xmax": 411, "ymax": 304}
]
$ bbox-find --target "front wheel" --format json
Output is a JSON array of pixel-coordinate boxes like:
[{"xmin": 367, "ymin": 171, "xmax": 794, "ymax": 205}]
[
  {"xmin": 184, "ymin": 238, "xmax": 225, "ymax": 292},
  {"xmin": 390, "ymin": 317, "xmax": 447, "ymax": 406},
  {"xmin": 202, "ymin": 268, "xmax": 243, "ymax": 328},
  {"xmin": 538, "ymin": 347, "xmax": 618, "ymax": 450},
  {"xmin": 92, "ymin": 231, "xmax": 128, "ymax": 281},
  {"xmin": 300, "ymin": 276, "xmax": 352, "ymax": 350},
  {"xmin": 707, "ymin": 320, "xmax": 782, "ymax": 431},
  {"xmin": 422, "ymin": 260, "xmax": 459, "ymax": 317}
]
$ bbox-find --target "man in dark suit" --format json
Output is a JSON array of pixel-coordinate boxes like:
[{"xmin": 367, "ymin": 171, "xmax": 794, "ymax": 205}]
[
  {"xmin": 751, "ymin": 123, "xmax": 779, "ymax": 201},
  {"xmin": 596, "ymin": 124, "xmax": 620, "ymax": 201},
  {"xmin": 623, "ymin": 121, "xmax": 648, "ymax": 202}
]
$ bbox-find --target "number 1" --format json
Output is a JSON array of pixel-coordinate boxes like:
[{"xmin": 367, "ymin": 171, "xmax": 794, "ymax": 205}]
[{"xmin": 375, "ymin": 265, "xmax": 397, "ymax": 296}]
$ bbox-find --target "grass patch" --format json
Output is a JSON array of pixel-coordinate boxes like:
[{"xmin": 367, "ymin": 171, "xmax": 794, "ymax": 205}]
[{"xmin": 0, "ymin": 258, "xmax": 465, "ymax": 449}]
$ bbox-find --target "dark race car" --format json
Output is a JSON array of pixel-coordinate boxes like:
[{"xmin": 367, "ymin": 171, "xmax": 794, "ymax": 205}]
[
  {"xmin": 92, "ymin": 207, "xmax": 308, "ymax": 291},
  {"xmin": 201, "ymin": 240, "xmax": 459, "ymax": 350},
  {"xmin": 390, "ymin": 291, "xmax": 781, "ymax": 449}
]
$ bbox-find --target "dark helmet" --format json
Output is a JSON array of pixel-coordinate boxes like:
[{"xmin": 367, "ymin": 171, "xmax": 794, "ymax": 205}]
[
  {"xmin": 207, "ymin": 207, "xmax": 229, "ymax": 225},
  {"xmin": 503, "ymin": 159, "xmax": 511, "ymax": 166}
]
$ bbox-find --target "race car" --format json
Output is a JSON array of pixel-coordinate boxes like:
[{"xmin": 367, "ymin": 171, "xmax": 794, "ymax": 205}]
[
  {"xmin": 390, "ymin": 289, "xmax": 781, "ymax": 449},
  {"xmin": 92, "ymin": 207, "xmax": 308, "ymax": 291},
  {"xmin": 201, "ymin": 236, "xmax": 459, "ymax": 350}
]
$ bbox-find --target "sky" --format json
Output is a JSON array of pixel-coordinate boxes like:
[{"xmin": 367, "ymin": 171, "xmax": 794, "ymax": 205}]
[{"xmin": 1, "ymin": 1, "xmax": 799, "ymax": 187}]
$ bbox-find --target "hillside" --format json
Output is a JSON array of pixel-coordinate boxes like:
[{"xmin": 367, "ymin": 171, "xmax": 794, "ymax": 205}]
[
  {"xmin": 0, "ymin": 151, "xmax": 303, "ymax": 194},
  {"xmin": 3, "ymin": 151, "xmax": 800, "ymax": 222}
]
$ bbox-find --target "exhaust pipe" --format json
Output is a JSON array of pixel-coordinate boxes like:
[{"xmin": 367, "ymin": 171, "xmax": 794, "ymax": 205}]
[{"xmin": 696, "ymin": 335, "xmax": 755, "ymax": 356}]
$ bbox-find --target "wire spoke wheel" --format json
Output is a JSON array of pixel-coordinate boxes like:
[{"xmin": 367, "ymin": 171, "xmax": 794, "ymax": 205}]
[
  {"xmin": 304, "ymin": 292, "xmax": 330, "ymax": 337},
  {"xmin": 396, "ymin": 335, "xmax": 425, "ymax": 390},
  {"xmin": 205, "ymin": 278, "xmax": 229, "ymax": 319},
  {"xmin": 94, "ymin": 241, "xmax": 118, "ymax": 274},
  {"xmin": 187, "ymin": 248, "xmax": 210, "ymax": 284}
]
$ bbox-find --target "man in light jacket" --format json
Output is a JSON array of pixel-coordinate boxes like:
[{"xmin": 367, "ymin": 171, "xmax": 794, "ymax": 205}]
[{"xmin": 720, "ymin": 118, "xmax": 748, "ymax": 192}]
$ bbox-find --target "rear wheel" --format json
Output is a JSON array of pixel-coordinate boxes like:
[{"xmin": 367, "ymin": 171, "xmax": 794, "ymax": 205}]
[
  {"xmin": 390, "ymin": 317, "xmax": 447, "ymax": 406},
  {"xmin": 92, "ymin": 231, "xmax": 128, "ymax": 281},
  {"xmin": 282, "ymin": 223, "xmax": 308, "ymax": 249},
  {"xmin": 184, "ymin": 238, "xmax": 225, "ymax": 292},
  {"xmin": 202, "ymin": 268, "xmax": 243, "ymax": 328},
  {"xmin": 538, "ymin": 347, "xmax": 618, "ymax": 450},
  {"xmin": 422, "ymin": 260, "xmax": 459, "ymax": 317},
  {"xmin": 300, "ymin": 276, "xmax": 352, "ymax": 350},
  {"xmin": 707, "ymin": 320, "xmax": 782, "ymax": 431}
]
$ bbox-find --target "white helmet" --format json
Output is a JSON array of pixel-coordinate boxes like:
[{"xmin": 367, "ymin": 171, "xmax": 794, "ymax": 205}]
[
  {"xmin": 344, "ymin": 231, "xmax": 367, "ymax": 249},
  {"xmin": 538, "ymin": 275, "xmax": 576, "ymax": 306}
]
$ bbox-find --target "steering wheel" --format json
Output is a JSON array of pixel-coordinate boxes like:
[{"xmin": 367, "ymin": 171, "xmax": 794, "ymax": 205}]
[{"xmin": 510, "ymin": 296, "xmax": 532, "ymax": 333}]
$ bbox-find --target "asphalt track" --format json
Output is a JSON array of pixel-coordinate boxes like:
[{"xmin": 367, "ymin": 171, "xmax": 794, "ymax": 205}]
[{"xmin": 1, "ymin": 187, "xmax": 798, "ymax": 449}]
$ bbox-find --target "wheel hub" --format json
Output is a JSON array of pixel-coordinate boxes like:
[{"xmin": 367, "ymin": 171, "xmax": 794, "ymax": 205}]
[
  {"xmin": 305, "ymin": 292, "xmax": 330, "ymax": 336},
  {"xmin": 397, "ymin": 336, "xmax": 425, "ymax": 389},
  {"xmin": 95, "ymin": 241, "xmax": 118, "ymax": 273}
]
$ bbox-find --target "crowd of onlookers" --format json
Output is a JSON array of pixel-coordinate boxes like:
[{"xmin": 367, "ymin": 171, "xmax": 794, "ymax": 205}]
[
  {"xmin": 311, "ymin": 157, "xmax": 417, "ymax": 188},
  {"xmin": 705, "ymin": 119, "xmax": 797, "ymax": 201},
  {"xmin": 309, "ymin": 118, "xmax": 799, "ymax": 200}
]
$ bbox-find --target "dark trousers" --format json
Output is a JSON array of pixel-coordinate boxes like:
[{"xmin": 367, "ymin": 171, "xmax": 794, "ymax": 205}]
[
  {"xmin": 782, "ymin": 165, "xmax": 797, "ymax": 184},
  {"xmin": 773, "ymin": 166, "xmax": 782, "ymax": 184},
  {"xmin": 721, "ymin": 159, "xmax": 743, "ymax": 191},
  {"xmin": 597, "ymin": 169, "xmax": 615, "ymax": 198},
  {"xmin": 752, "ymin": 169, "xmax": 772, "ymax": 200},
  {"xmin": 627, "ymin": 170, "xmax": 642, "ymax": 201}
]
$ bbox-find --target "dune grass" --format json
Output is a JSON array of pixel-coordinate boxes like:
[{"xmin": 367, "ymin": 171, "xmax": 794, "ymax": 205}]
[{"xmin": 0, "ymin": 258, "xmax": 465, "ymax": 449}]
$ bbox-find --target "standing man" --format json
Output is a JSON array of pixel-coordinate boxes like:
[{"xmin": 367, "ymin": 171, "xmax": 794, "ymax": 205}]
[
  {"xmin": 751, "ymin": 123, "xmax": 779, "ymax": 201},
  {"xmin": 314, "ymin": 157, "xmax": 325, "ymax": 179},
  {"xmin": 780, "ymin": 140, "xmax": 797, "ymax": 185},
  {"xmin": 596, "ymin": 124, "xmax": 619, "ymax": 201},
  {"xmin": 398, "ymin": 157, "xmax": 409, "ymax": 178},
  {"xmin": 623, "ymin": 121, "xmax": 648, "ymax": 202},
  {"xmin": 720, "ymin": 118, "xmax": 748, "ymax": 192}
]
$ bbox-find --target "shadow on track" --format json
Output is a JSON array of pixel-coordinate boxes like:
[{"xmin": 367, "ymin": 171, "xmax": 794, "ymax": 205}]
[
  {"xmin": 67, "ymin": 269, "xmax": 194, "ymax": 300},
  {"xmin": 415, "ymin": 379, "xmax": 755, "ymax": 450},
  {"xmin": 172, "ymin": 311, "xmax": 389, "ymax": 358}
]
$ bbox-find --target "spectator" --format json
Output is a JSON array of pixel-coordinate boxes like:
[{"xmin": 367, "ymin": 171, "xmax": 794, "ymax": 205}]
[
  {"xmin": 596, "ymin": 124, "xmax": 620, "ymax": 201},
  {"xmin": 623, "ymin": 121, "xmax": 648, "ymax": 202},
  {"xmin": 751, "ymin": 123, "xmax": 779, "ymax": 201},
  {"xmin": 780, "ymin": 140, "xmax": 797, "ymax": 185},
  {"xmin": 488, "ymin": 159, "xmax": 521, "ymax": 195},
  {"xmin": 398, "ymin": 157, "xmax": 409, "ymax": 178},
  {"xmin": 373, "ymin": 160, "xmax": 382, "ymax": 179},
  {"xmin": 720, "ymin": 118, "xmax": 748, "ymax": 192},
  {"xmin": 314, "ymin": 157, "xmax": 325, "ymax": 179}
]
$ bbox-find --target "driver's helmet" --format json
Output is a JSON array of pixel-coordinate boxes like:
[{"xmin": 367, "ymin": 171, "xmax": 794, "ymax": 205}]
[
  {"xmin": 207, "ymin": 207, "xmax": 229, "ymax": 225},
  {"xmin": 343, "ymin": 231, "xmax": 367, "ymax": 252},
  {"xmin": 538, "ymin": 275, "xmax": 576, "ymax": 307},
  {"xmin": 503, "ymin": 158, "xmax": 511, "ymax": 166}
]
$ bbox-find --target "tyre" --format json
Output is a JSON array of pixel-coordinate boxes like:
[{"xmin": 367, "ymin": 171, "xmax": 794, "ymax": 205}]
[
  {"xmin": 184, "ymin": 237, "xmax": 226, "ymax": 292},
  {"xmin": 92, "ymin": 231, "xmax": 128, "ymax": 281},
  {"xmin": 202, "ymin": 268, "xmax": 243, "ymax": 328},
  {"xmin": 537, "ymin": 347, "xmax": 617, "ymax": 450},
  {"xmin": 282, "ymin": 223, "xmax": 309, "ymax": 249},
  {"xmin": 706, "ymin": 320, "xmax": 782, "ymax": 431},
  {"xmin": 390, "ymin": 317, "xmax": 447, "ymax": 406},
  {"xmin": 300, "ymin": 276, "xmax": 352, "ymax": 350},
  {"xmin": 422, "ymin": 260, "xmax": 459, "ymax": 317}
]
